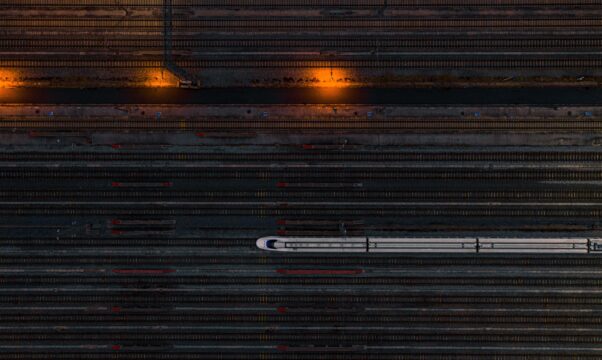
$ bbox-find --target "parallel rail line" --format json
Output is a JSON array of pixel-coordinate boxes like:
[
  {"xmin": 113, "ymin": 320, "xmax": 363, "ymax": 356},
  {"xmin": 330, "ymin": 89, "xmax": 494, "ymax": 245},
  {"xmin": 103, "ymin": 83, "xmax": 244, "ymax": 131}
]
[
  {"xmin": 6, "ymin": 334, "xmax": 602, "ymax": 343},
  {"xmin": 3, "ymin": 18, "xmax": 602, "ymax": 29},
  {"xmin": 5, "ymin": 0, "xmax": 602, "ymax": 6},
  {"xmin": 6, "ymin": 206, "xmax": 602, "ymax": 218},
  {"xmin": 7, "ymin": 256, "xmax": 602, "ymax": 266},
  {"xmin": 5, "ymin": 191, "xmax": 602, "ymax": 202},
  {"xmin": 2, "ymin": 168, "xmax": 602, "ymax": 180},
  {"xmin": 4, "ymin": 37, "xmax": 602, "ymax": 50},
  {"xmin": 6, "ymin": 277, "xmax": 602, "ymax": 287},
  {"xmin": 3, "ymin": 58, "xmax": 600, "ymax": 68},
  {"xmin": 3, "ymin": 294, "xmax": 601, "ymax": 304},
  {"xmin": 4, "ymin": 314, "xmax": 602, "ymax": 324},
  {"xmin": 4, "ymin": 151, "xmax": 602, "ymax": 162},
  {"xmin": 5, "ymin": 0, "xmax": 602, "ymax": 5},
  {"xmin": 5, "ymin": 2, "xmax": 602, "ymax": 358},
  {"xmin": 8, "ymin": 118, "xmax": 602, "ymax": 131}
]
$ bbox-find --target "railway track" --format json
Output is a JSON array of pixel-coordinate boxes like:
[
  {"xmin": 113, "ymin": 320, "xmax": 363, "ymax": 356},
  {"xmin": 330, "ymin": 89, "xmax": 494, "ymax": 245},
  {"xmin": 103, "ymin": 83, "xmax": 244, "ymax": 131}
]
[
  {"xmin": 6, "ymin": 206, "xmax": 602, "ymax": 218},
  {"xmin": 3, "ymin": 293, "xmax": 602, "ymax": 305},
  {"xmin": 4, "ymin": 0, "xmax": 602, "ymax": 6},
  {"xmin": 4, "ymin": 18, "xmax": 602, "ymax": 29},
  {"xmin": 4, "ymin": 2, "xmax": 602, "ymax": 357},
  {"xmin": 8, "ymin": 117, "xmax": 602, "ymax": 131},
  {"xmin": 4, "ymin": 58, "xmax": 601, "ymax": 68},
  {"xmin": 4, "ymin": 190, "xmax": 602, "ymax": 202},
  {"xmin": 5, "ymin": 188, "xmax": 602, "ymax": 202},
  {"xmin": 6, "ymin": 274, "xmax": 602, "ymax": 287},
  {"xmin": 2, "ymin": 167, "xmax": 602, "ymax": 180},
  {"xmin": 3, "ymin": 0, "xmax": 602, "ymax": 82},
  {"xmin": 2, "ymin": 5, "xmax": 601, "ymax": 77},
  {"xmin": 0, "ymin": 350, "xmax": 593, "ymax": 360},
  {"xmin": 4, "ymin": 37, "xmax": 602, "ymax": 51},
  {"xmin": 0, "ymin": 203, "xmax": 598, "ymax": 359},
  {"xmin": 4, "ymin": 150, "xmax": 602, "ymax": 162},
  {"xmin": 7, "ymin": 255, "xmax": 602, "ymax": 266},
  {"xmin": 5, "ymin": 333, "xmax": 602, "ymax": 344},
  {"xmin": 4, "ymin": 314, "xmax": 602, "ymax": 324}
]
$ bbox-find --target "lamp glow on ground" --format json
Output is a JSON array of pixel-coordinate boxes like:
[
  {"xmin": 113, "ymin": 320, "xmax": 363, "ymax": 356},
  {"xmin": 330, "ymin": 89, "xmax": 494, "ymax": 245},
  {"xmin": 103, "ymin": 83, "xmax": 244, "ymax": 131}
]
[
  {"xmin": 0, "ymin": 69, "xmax": 21, "ymax": 88},
  {"xmin": 309, "ymin": 68, "xmax": 352, "ymax": 88},
  {"xmin": 145, "ymin": 69, "xmax": 179, "ymax": 88}
]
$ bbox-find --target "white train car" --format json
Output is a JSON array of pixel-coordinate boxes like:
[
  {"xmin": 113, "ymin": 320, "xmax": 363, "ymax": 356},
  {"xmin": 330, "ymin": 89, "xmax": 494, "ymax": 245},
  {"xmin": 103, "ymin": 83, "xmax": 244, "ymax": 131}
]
[
  {"xmin": 478, "ymin": 238, "xmax": 589, "ymax": 253},
  {"xmin": 257, "ymin": 236, "xmax": 602, "ymax": 254},
  {"xmin": 369, "ymin": 238, "xmax": 476, "ymax": 253},
  {"xmin": 256, "ymin": 237, "xmax": 367, "ymax": 252}
]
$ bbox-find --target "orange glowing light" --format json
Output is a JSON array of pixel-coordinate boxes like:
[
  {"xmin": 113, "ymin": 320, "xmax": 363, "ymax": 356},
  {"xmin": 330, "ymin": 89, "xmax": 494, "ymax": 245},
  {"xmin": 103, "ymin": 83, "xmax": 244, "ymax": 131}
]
[
  {"xmin": 145, "ymin": 69, "xmax": 178, "ymax": 88},
  {"xmin": 309, "ymin": 68, "xmax": 352, "ymax": 88},
  {"xmin": 0, "ymin": 69, "xmax": 22, "ymax": 88}
]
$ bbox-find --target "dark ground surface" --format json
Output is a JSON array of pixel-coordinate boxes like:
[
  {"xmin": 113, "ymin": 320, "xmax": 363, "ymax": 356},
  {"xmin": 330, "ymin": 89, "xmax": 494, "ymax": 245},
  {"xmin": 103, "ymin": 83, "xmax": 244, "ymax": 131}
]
[{"xmin": 2, "ymin": 87, "xmax": 602, "ymax": 105}]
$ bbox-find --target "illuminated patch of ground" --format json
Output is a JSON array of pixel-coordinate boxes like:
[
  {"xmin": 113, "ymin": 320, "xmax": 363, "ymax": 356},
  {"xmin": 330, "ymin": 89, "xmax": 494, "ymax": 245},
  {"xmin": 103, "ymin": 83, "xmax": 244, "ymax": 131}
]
[
  {"xmin": 0, "ymin": 69, "xmax": 22, "ymax": 88},
  {"xmin": 308, "ymin": 68, "xmax": 353, "ymax": 88},
  {"xmin": 145, "ymin": 69, "xmax": 179, "ymax": 88}
]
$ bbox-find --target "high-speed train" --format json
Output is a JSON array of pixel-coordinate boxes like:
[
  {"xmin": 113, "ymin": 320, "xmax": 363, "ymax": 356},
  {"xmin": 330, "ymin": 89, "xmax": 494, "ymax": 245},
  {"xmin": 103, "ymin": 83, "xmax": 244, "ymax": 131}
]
[{"xmin": 256, "ymin": 237, "xmax": 602, "ymax": 253}]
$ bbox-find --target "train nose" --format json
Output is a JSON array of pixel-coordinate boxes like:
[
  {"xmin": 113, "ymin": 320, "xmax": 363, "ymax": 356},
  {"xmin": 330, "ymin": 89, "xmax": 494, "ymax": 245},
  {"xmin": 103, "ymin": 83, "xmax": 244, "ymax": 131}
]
[
  {"xmin": 256, "ymin": 237, "xmax": 279, "ymax": 250},
  {"xmin": 256, "ymin": 238, "xmax": 268, "ymax": 250}
]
